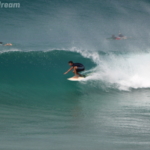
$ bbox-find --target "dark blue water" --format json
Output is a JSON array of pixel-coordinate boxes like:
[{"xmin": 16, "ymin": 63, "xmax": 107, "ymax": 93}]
[{"xmin": 0, "ymin": 0, "xmax": 150, "ymax": 149}]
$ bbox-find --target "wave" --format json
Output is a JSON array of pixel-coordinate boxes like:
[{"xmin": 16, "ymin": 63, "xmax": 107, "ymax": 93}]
[{"xmin": 0, "ymin": 48, "xmax": 150, "ymax": 91}]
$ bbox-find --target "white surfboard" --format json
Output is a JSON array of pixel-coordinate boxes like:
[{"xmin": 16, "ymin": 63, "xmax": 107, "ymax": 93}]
[{"xmin": 67, "ymin": 76, "xmax": 85, "ymax": 81}]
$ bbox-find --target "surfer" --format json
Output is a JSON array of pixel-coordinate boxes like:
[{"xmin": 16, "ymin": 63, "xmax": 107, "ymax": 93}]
[
  {"xmin": 4, "ymin": 43, "xmax": 12, "ymax": 46},
  {"xmin": 0, "ymin": 42, "xmax": 12, "ymax": 46},
  {"xmin": 118, "ymin": 33, "xmax": 127, "ymax": 39},
  {"xmin": 64, "ymin": 61, "xmax": 85, "ymax": 78}
]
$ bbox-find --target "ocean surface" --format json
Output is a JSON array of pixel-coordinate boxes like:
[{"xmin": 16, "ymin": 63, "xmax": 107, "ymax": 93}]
[{"xmin": 0, "ymin": 0, "xmax": 150, "ymax": 150}]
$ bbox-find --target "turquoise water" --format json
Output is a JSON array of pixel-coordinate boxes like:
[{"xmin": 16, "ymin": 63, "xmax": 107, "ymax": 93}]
[{"xmin": 1, "ymin": 0, "xmax": 150, "ymax": 149}]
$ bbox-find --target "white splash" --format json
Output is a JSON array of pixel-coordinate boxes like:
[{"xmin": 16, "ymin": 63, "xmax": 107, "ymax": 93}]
[{"xmin": 69, "ymin": 47, "xmax": 150, "ymax": 91}]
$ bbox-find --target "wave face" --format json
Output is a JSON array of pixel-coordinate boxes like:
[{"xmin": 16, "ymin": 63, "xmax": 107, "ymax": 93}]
[{"xmin": 0, "ymin": 50, "xmax": 94, "ymax": 105}]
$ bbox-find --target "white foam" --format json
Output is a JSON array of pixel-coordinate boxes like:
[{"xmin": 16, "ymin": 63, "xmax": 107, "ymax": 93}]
[
  {"xmin": 68, "ymin": 47, "xmax": 150, "ymax": 91},
  {"xmin": 0, "ymin": 48, "xmax": 21, "ymax": 54}
]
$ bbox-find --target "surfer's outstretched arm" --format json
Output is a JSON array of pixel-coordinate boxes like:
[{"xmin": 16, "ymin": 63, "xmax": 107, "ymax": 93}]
[{"xmin": 64, "ymin": 67, "xmax": 73, "ymax": 74}]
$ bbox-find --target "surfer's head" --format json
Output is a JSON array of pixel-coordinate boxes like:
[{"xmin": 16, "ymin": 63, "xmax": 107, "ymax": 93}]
[{"xmin": 68, "ymin": 61, "xmax": 73, "ymax": 66}]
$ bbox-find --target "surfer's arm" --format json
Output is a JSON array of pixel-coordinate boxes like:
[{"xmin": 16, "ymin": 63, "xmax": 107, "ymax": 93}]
[{"xmin": 64, "ymin": 67, "xmax": 73, "ymax": 74}]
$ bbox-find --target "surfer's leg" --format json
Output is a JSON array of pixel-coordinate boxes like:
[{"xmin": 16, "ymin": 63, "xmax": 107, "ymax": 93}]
[
  {"xmin": 77, "ymin": 72, "xmax": 82, "ymax": 76},
  {"xmin": 73, "ymin": 67, "xmax": 85, "ymax": 77},
  {"xmin": 76, "ymin": 68, "xmax": 85, "ymax": 77},
  {"xmin": 73, "ymin": 67, "xmax": 81, "ymax": 77}
]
